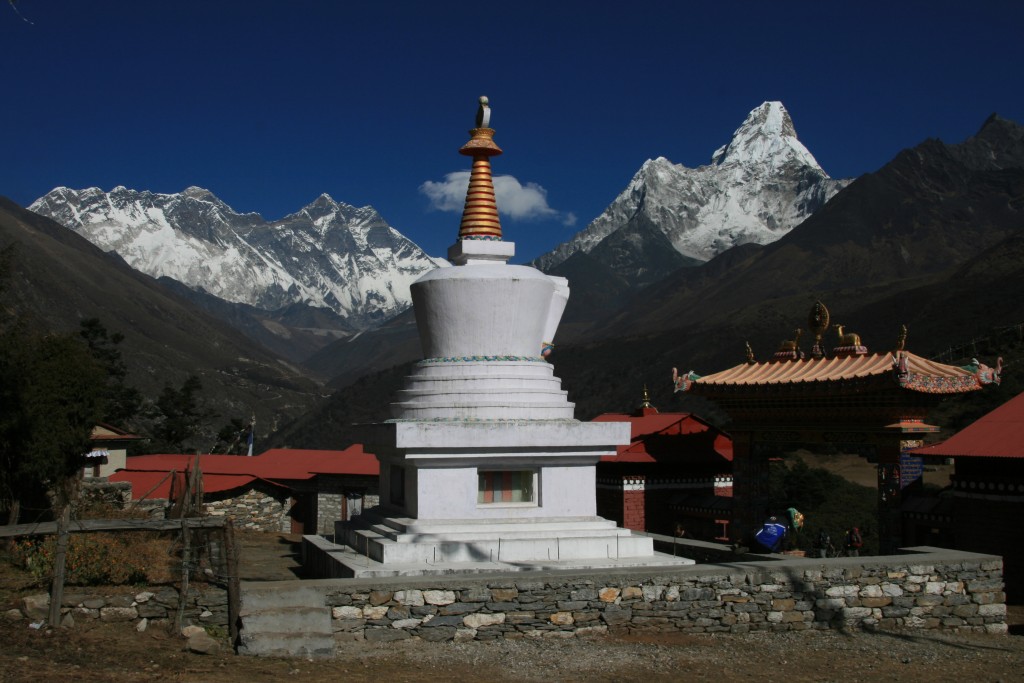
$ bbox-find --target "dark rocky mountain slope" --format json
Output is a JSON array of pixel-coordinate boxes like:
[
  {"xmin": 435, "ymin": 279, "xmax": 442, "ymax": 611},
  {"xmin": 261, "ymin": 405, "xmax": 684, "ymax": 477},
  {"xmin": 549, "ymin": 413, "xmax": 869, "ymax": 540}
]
[{"xmin": 0, "ymin": 198, "xmax": 323, "ymax": 446}]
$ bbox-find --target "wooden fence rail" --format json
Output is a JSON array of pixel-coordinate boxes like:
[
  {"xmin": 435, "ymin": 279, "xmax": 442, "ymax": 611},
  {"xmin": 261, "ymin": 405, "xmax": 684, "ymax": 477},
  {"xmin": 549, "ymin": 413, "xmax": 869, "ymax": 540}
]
[{"xmin": 0, "ymin": 516, "xmax": 226, "ymax": 538}]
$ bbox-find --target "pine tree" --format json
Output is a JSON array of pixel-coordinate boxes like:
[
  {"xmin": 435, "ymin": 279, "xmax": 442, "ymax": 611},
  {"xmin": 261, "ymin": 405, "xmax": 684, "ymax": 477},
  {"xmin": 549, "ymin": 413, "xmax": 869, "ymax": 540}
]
[{"xmin": 79, "ymin": 317, "xmax": 142, "ymax": 427}]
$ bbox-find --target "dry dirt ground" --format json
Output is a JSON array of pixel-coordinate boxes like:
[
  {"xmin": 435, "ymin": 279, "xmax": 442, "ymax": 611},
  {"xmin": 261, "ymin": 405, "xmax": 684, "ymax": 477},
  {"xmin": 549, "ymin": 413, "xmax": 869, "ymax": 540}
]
[
  {"xmin": 789, "ymin": 451, "xmax": 954, "ymax": 490},
  {"xmin": 2, "ymin": 533, "xmax": 1022, "ymax": 683}
]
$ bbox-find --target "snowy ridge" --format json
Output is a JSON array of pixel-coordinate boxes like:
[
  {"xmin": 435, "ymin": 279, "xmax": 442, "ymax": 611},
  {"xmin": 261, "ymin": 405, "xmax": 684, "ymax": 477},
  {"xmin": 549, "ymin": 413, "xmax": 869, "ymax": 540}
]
[
  {"xmin": 29, "ymin": 187, "xmax": 437, "ymax": 328},
  {"xmin": 534, "ymin": 102, "xmax": 849, "ymax": 270}
]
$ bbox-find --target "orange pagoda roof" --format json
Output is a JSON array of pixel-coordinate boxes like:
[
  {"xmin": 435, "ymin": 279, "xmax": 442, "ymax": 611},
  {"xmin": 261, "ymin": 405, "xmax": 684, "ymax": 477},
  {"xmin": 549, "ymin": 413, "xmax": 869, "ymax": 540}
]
[{"xmin": 677, "ymin": 351, "xmax": 993, "ymax": 396}]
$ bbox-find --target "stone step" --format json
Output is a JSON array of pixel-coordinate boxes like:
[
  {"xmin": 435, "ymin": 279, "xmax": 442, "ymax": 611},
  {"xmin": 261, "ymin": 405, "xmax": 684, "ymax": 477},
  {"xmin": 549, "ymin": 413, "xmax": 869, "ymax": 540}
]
[
  {"xmin": 237, "ymin": 631, "xmax": 335, "ymax": 659},
  {"xmin": 363, "ymin": 532, "xmax": 655, "ymax": 564},
  {"xmin": 349, "ymin": 513, "xmax": 617, "ymax": 534},
  {"xmin": 239, "ymin": 583, "xmax": 328, "ymax": 611},
  {"xmin": 391, "ymin": 389, "xmax": 569, "ymax": 401},
  {"xmin": 314, "ymin": 548, "xmax": 692, "ymax": 579},
  {"xmin": 412, "ymin": 361, "xmax": 555, "ymax": 376},
  {"xmin": 401, "ymin": 373, "xmax": 564, "ymax": 384},
  {"xmin": 239, "ymin": 606, "xmax": 331, "ymax": 633},
  {"xmin": 391, "ymin": 403, "xmax": 576, "ymax": 419},
  {"xmin": 366, "ymin": 524, "xmax": 631, "ymax": 543}
]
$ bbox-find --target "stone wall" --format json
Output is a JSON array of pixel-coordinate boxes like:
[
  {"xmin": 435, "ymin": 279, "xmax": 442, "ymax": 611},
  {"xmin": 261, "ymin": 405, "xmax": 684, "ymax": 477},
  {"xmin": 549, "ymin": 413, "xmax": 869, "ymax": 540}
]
[
  {"xmin": 311, "ymin": 475, "xmax": 379, "ymax": 534},
  {"xmin": 9, "ymin": 585, "xmax": 229, "ymax": 630},
  {"xmin": 288, "ymin": 547, "xmax": 1006, "ymax": 644},
  {"xmin": 204, "ymin": 484, "xmax": 290, "ymax": 532}
]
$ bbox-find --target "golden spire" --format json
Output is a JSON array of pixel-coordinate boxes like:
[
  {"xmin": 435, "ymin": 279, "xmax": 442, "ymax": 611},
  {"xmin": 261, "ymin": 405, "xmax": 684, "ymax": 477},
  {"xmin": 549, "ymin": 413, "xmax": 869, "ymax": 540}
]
[
  {"xmin": 457, "ymin": 96, "xmax": 503, "ymax": 241},
  {"xmin": 640, "ymin": 385, "xmax": 653, "ymax": 409}
]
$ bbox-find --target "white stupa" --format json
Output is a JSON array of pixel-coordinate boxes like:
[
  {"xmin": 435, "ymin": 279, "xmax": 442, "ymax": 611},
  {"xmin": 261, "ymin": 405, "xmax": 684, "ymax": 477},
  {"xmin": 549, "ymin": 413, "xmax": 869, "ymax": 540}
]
[{"xmin": 322, "ymin": 97, "xmax": 692, "ymax": 576}]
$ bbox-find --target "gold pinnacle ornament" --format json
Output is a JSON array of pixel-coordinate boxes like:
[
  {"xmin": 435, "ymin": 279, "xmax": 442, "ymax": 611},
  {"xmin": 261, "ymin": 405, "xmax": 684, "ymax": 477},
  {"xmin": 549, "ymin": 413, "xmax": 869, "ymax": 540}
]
[{"xmin": 457, "ymin": 96, "xmax": 503, "ymax": 240}]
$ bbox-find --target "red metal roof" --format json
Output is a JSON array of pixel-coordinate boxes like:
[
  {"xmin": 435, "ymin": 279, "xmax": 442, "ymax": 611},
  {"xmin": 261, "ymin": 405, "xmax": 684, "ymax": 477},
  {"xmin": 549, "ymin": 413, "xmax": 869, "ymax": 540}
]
[
  {"xmin": 911, "ymin": 391, "xmax": 1024, "ymax": 459},
  {"xmin": 593, "ymin": 409, "xmax": 732, "ymax": 465},
  {"xmin": 109, "ymin": 445, "xmax": 379, "ymax": 498}
]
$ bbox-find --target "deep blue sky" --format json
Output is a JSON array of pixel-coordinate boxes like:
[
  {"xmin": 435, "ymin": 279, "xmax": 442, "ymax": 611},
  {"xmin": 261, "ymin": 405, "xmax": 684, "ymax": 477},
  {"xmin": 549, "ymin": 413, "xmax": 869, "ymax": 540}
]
[{"xmin": 3, "ymin": 1, "xmax": 1022, "ymax": 262}]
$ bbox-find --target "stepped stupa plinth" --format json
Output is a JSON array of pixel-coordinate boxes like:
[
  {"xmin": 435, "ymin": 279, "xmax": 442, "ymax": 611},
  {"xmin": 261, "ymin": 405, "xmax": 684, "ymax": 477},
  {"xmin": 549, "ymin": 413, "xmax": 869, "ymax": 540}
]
[{"xmin": 316, "ymin": 97, "xmax": 692, "ymax": 576}]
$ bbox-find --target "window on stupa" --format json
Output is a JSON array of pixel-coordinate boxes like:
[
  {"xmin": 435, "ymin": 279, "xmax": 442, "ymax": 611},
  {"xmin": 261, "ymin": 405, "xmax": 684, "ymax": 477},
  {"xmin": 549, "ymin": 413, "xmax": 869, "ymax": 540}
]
[{"xmin": 477, "ymin": 470, "xmax": 536, "ymax": 505}]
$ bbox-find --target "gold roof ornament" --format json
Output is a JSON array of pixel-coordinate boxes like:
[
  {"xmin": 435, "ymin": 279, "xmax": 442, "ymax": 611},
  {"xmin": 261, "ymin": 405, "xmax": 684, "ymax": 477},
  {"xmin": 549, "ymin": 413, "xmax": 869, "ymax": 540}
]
[
  {"xmin": 833, "ymin": 323, "xmax": 867, "ymax": 356},
  {"xmin": 772, "ymin": 328, "xmax": 803, "ymax": 360},
  {"xmin": 457, "ymin": 96, "xmax": 503, "ymax": 241},
  {"xmin": 896, "ymin": 324, "xmax": 908, "ymax": 351},
  {"xmin": 808, "ymin": 300, "xmax": 830, "ymax": 359},
  {"xmin": 745, "ymin": 341, "xmax": 755, "ymax": 364}
]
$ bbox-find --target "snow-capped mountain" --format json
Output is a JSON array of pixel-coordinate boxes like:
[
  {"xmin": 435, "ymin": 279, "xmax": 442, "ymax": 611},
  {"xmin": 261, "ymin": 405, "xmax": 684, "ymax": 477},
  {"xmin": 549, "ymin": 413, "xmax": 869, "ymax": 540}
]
[
  {"xmin": 534, "ymin": 102, "xmax": 850, "ymax": 272},
  {"xmin": 29, "ymin": 186, "xmax": 438, "ymax": 328}
]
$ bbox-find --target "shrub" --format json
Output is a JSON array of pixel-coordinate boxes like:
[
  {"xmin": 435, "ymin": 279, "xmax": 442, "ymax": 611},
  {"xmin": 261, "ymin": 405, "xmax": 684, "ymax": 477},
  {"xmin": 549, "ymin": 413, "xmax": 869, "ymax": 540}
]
[{"xmin": 11, "ymin": 532, "xmax": 174, "ymax": 586}]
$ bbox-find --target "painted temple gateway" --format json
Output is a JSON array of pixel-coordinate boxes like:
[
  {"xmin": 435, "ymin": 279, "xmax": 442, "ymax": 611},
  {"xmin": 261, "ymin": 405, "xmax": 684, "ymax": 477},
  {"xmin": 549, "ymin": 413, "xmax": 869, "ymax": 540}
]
[
  {"xmin": 674, "ymin": 301, "xmax": 1001, "ymax": 553},
  {"xmin": 313, "ymin": 98, "xmax": 691, "ymax": 577}
]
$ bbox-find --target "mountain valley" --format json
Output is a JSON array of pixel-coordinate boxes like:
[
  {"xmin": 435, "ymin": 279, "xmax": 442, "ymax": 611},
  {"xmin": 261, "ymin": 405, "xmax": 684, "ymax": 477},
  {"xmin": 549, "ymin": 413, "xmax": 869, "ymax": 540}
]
[{"xmin": 8, "ymin": 107, "xmax": 1024, "ymax": 451}]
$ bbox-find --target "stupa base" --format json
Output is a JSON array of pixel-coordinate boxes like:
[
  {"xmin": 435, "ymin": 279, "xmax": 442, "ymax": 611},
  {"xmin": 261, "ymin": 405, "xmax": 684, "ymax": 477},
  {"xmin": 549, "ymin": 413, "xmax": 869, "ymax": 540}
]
[{"xmin": 302, "ymin": 509, "xmax": 694, "ymax": 578}]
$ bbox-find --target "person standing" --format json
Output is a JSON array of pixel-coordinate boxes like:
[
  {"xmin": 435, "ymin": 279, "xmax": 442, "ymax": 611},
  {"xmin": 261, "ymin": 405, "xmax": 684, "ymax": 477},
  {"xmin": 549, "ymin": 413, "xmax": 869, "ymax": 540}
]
[
  {"xmin": 845, "ymin": 527, "xmax": 863, "ymax": 557},
  {"xmin": 817, "ymin": 530, "xmax": 832, "ymax": 558}
]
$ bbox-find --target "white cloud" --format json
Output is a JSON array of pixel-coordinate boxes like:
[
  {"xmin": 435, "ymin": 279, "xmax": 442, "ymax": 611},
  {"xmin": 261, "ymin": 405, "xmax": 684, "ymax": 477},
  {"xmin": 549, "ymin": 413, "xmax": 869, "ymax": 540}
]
[{"xmin": 420, "ymin": 171, "xmax": 575, "ymax": 225}]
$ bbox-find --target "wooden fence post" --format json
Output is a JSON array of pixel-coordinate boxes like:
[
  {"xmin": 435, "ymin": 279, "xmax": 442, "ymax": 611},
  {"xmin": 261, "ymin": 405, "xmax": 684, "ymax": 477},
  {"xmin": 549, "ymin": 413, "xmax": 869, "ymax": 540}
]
[{"xmin": 223, "ymin": 519, "xmax": 241, "ymax": 645}]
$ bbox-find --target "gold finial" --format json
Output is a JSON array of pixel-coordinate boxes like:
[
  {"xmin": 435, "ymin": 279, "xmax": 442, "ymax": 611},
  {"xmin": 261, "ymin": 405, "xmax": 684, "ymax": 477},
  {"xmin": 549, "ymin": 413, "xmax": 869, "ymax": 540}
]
[
  {"xmin": 457, "ymin": 96, "xmax": 503, "ymax": 241},
  {"xmin": 640, "ymin": 385, "xmax": 653, "ymax": 409},
  {"xmin": 896, "ymin": 324, "xmax": 907, "ymax": 351},
  {"xmin": 745, "ymin": 341, "xmax": 755, "ymax": 364}
]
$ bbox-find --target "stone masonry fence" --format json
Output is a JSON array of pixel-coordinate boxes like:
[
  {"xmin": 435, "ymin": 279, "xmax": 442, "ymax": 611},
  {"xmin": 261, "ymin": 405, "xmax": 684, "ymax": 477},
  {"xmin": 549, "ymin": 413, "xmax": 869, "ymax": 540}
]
[
  {"xmin": 5, "ymin": 546, "xmax": 1006, "ymax": 657},
  {"xmin": 236, "ymin": 546, "xmax": 1007, "ymax": 656}
]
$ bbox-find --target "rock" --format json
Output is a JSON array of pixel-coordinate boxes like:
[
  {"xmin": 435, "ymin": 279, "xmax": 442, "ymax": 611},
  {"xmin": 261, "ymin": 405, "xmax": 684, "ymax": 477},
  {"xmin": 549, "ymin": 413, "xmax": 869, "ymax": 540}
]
[
  {"xmin": 100, "ymin": 607, "xmax": 138, "ymax": 622},
  {"xmin": 369, "ymin": 590, "xmax": 393, "ymax": 606},
  {"xmin": 21, "ymin": 594, "xmax": 49, "ymax": 621},
  {"xmin": 394, "ymin": 590, "xmax": 424, "ymax": 607},
  {"xmin": 453, "ymin": 628, "xmax": 477, "ymax": 642},
  {"xmin": 181, "ymin": 625, "xmax": 206, "ymax": 638},
  {"xmin": 187, "ymin": 631, "xmax": 221, "ymax": 655},
  {"xmin": 134, "ymin": 591, "xmax": 155, "ymax": 603},
  {"xmin": 5, "ymin": 608, "xmax": 24, "ymax": 621},
  {"xmin": 392, "ymin": 618, "xmax": 422, "ymax": 629},
  {"xmin": 463, "ymin": 613, "xmax": 505, "ymax": 628},
  {"xmin": 423, "ymin": 590, "xmax": 456, "ymax": 606},
  {"xmin": 549, "ymin": 612, "xmax": 574, "ymax": 626},
  {"xmin": 136, "ymin": 618, "xmax": 148, "ymax": 632},
  {"xmin": 621, "ymin": 586, "xmax": 643, "ymax": 601},
  {"xmin": 361, "ymin": 605, "xmax": 388, "ymax": 620},
  {"xmin": 332, "ymin": 606, "xmax": 362, "ymax": 620},
  {"xmin": 59, "ymin": 612, "xmax": 75, "ymax": 629}
]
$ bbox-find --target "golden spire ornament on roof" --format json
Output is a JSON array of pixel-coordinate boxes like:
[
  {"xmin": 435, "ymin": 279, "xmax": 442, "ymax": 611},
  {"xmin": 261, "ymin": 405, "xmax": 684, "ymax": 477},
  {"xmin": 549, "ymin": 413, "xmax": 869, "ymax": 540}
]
[{"xmin": 457, "ymin": 96, "xmax": 503, "ymax": 241}]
